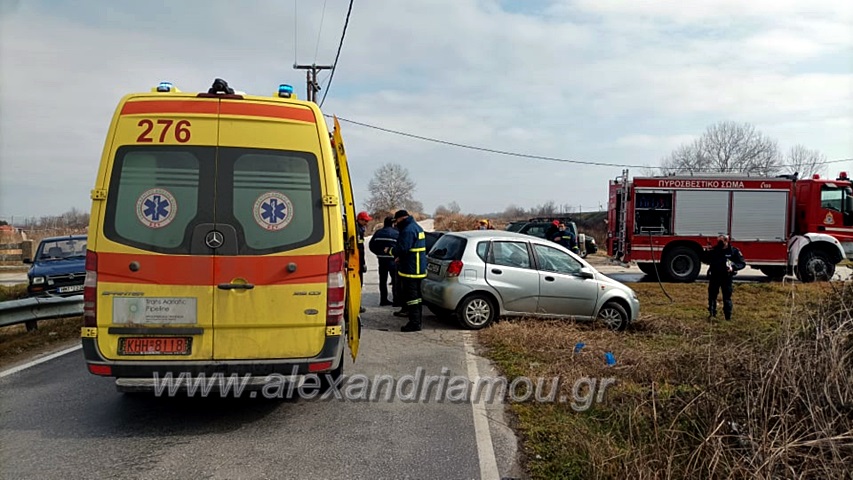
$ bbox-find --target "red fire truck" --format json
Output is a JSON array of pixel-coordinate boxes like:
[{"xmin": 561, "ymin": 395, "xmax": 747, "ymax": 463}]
[{"xmin": 606, "ymin": 170, "xmax": 853, "ymax": 282}]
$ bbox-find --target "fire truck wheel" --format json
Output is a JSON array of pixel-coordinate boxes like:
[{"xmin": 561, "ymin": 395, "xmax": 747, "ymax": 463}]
[
  {"xmin": 663, "ymin": 246, "xmax": 701, "ymax": 282},
  {"xmin": 637, "ymin": 263, "xmax": 660, "ymax": 278},
  {"xmin": 797, "ymin": 250, "xmax": 835, "ymax": 283},
  {"xmin": 759, "ymin": 266, "xmax": 787, "ymax": 280}
]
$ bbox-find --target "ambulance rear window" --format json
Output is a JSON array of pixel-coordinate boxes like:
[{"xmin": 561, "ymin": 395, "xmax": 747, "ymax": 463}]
[
  {"xmin": 219, "ymin": 148, "xmax": 323, "ymax": 254},
  {"xmin": 104, "ymin": 146, "xmax": 211, "ymax": 253}
]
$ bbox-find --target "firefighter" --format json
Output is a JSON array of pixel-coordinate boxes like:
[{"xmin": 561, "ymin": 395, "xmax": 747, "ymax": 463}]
[
  {"xmin": 705, "ymin": 233, "xmax": 746, "ymax": 320},
  {"xmin": 386, "ymin": 210, "xmax": 427, "ymax": 332},
  {"xmin": 369, "ymin": 216, "xmax": 399, "ymax": 306}
]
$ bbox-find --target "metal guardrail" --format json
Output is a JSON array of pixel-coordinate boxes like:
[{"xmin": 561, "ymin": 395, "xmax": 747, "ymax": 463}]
[{"xmin": 0, "ymin": 295, "xmax": 83, "ymax": 331}]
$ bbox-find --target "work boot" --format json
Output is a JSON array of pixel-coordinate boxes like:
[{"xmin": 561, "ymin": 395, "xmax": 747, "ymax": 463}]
[
  {"xmin": 379, "ymin": 299, "xmax": 393, "ymax": 306},
  {"xmin": 401, "ymin": 305, "xmax": 422, "ymax": 332},
  {"xmin": 393, "ymin": 309, "xmax": 409, "ymax": 317}
]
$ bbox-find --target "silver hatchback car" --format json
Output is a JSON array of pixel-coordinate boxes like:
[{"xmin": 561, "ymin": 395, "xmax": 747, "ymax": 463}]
[{"xmin": 421, "ymin": 231, "xmax": 640, "ymax": 330}]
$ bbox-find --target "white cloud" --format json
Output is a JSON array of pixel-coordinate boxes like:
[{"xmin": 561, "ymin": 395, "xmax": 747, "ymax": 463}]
[{"xmin": 0, "ymin": 0, "xmax": 851, "ymax": 218}]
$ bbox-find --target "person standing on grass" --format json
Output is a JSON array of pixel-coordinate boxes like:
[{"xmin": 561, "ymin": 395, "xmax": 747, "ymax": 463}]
[{"xmin": 705, "ymin": 233, "xmax": 746, "ymax": 320}]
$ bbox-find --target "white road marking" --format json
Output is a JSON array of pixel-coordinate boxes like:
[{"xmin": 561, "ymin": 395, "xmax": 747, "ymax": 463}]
[
  {"xmin": 463, "ymin": 331, "xmax": 500, "ymax": 480},
  {"xmin": 0, "ymin": 344, "xmax": 82, "ymax": 378}
]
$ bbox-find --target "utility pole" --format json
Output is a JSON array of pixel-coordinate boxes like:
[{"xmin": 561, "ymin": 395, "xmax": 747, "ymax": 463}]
[{"xmin": 293, "ymin": 63, "xmax": 333, "ymax": 102}]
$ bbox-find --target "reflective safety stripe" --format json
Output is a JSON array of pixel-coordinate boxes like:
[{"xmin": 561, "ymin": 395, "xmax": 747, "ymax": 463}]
[
  {"xmin": 398, "ymin": 272, "xmax": 427, "ymax": 278},
  {"xmin": 406, "ymin": 298, "xmax": 422, "ymax": 306},
  {"xmin": 410, "ymin": 247, "xmax": 426, "ymax": 252},
  {"xmin": 418, "ymin": 232, "xmax": 425, "ymax": 240}
]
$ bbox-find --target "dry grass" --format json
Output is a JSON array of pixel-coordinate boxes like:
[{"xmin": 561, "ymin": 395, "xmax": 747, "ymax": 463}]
[
  {"xmin": 0, "ymin": 317, "xmax": 82, "ymax": 368},
  {"xmin": 0, "ymin": 284, "xmax": 28, "ymax": 302},
  {"xmin": 479, "ymin": 282, "xmax": 853, "ymax": 479}
]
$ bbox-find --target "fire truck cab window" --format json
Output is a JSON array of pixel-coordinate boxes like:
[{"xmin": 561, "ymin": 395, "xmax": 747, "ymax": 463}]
[
  {"xmin": 821, "ymin": 187, "xmax": 843, "ymax": 212},
  {"xmin": 634, "ymin": 192, "xmax": 673, "ymax": 235}
]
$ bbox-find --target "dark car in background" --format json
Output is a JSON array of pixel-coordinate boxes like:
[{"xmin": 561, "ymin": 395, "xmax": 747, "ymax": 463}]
[
  {"xmin": 24, "ymin": 235, "xmax": 87, "ymax": 297},
  {"xmin": 506, "ymin": 217, "xmax": 598, "ymax": 257}
]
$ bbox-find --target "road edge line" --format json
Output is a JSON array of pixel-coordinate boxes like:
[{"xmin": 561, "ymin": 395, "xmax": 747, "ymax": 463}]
[
  {"xmin": 0, "ymin": 344, "xmax": 82, "ymax": 378},
  {"xmin": 463, "ymin": 331, "xmax": 500, "ymax": 480}
]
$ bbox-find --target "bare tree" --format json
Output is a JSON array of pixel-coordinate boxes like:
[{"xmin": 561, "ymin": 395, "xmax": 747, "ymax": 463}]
[
  {"xmin": 365, "ymin": 163, "xmax": 421, "ymax": 215},
  {"xmin": 447, "ymin": 201, "xmax": 461, "ymax": 214},
  {"xmin": 783, "ymin": 145, "xmax": 827, "ymax": 177},
  {"xmin": 503, "ymin": 204, "xmax": 527, "ymax": 219},
  {"xmin": 661, "ymin": 121, "xmax": 781, "ymax": 175}
]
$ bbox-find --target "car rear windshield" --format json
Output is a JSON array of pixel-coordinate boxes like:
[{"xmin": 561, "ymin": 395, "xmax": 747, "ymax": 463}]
[
  {"xmin": 429, "ymin": 234, "xmax": 467, "ymax": 261},
  {"xmin": 506, "ymin": 222, "xmax": 525, "ymax": 232},
  {"xmin": 37, "ymin": 238, "xmax": 87, "ymax": 261},
  {"xmin": 103, "ymin": 145, "xmax": 323, "ymax": 255}
]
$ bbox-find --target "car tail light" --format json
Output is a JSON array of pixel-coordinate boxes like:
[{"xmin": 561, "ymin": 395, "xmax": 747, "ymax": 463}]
[
  {"xmin": 88, "ymin": 364, "xmax": 111, "ymax": 376},
  {"xmin": 327, "ymin": 252, "xmax": 346, "ymax": 326},
  {"xmin": 446, "ymin": 260, "xmax": 464, "ymax": 277},
  {"xmin": 83, "ymin": 250, "xmax": 97, "ymax": 327},
  {"xmin": 309, "ymin": 361, "xmax": 333, "ymax": 372}
]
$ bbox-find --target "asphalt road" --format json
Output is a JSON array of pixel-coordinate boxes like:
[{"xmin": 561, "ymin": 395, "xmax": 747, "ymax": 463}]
[{"xmin": 0, "ymin": 219, "xmax": 524, "ymax": 480}]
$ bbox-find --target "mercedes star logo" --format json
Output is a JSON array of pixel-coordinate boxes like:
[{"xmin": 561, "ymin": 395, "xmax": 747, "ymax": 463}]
[{"xmin": 205, "ymin": 230, "xmax": 224, "ymax": 249}]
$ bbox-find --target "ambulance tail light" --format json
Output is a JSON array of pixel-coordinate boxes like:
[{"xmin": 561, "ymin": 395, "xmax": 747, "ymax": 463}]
[
  {"xmin": 83, "ymin": 250, "xmax": 98, "ymax": 327},
  {"xmin": 446, "ymin": 260, "xmax": 464, "ymax": 277},
  {"xmin": 326, "ymin": 252, "xmax": 346, "ymax": 326}
]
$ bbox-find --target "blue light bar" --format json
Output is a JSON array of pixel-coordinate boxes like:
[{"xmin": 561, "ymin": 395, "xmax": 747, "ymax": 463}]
[
  {"xmin": 157, "ymin": 81, "xmax": 173, "ymax": 92},
  {"xmin": 278, "ymin": 84, "xmax": 294, "ymax": 98}
]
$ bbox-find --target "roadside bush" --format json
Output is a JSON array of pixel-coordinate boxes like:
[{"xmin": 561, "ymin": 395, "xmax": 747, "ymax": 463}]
[{"xmin": 480, "ymin": 282, "xmax": 853, "ymax": 479}]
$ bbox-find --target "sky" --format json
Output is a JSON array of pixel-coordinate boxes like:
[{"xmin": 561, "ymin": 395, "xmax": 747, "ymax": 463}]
[{"xmin": 1, "ymin": 0, "xmax": 851, "ymax": 220}]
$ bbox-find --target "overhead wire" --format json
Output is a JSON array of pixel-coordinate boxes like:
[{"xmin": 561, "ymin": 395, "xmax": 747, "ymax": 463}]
[
  {"xmin": 314, "ymin": 0, "xmax": 329, "ymax": 63},
  {"xmin": 324, "ymin": 114, "xmax": 853, "ymax": 173},
  {"xmin": 293, "ymin": 0, "xmax": 298, "ymax": 65},
  {"xmin": 319, "ymin": 0, "xmax": 354, "ymax": 108}
]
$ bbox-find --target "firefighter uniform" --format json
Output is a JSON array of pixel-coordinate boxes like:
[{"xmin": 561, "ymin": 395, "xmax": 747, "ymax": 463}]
[
  {"xmin": 389, "ymin": 210, "xmax": 427, "ymax": 332},
  {"xmin": 705, "ymin": 236, "xmax": 746, "ymax": 320}
]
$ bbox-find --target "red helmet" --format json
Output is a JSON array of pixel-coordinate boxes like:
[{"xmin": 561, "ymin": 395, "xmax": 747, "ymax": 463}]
[{"xmin": 357, "ymin": 211, "xmax": 372, "ymax": 222}]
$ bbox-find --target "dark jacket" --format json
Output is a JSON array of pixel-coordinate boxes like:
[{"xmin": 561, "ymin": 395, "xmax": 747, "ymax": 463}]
[
  {"xmin": 357, "ymin": 223, "xmax": 366, "ymax": 272},
  {"xmin": 705, "ymin": 244, "xmax": 746, "ymax": 279},
  {"xmin": 390, "ymin": 216, "xmax": 427, "ymax": 279},
  {"xmin": 369, "ymin": 226, "xmax": 399, "ymax": 268}
]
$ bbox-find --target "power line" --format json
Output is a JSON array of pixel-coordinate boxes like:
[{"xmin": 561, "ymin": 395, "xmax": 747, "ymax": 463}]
[
  {"xmin": 293, "ymin": 0, "xmax": 298, "ymax": 65},
  {"xmin": 325, "ymin": 114, "xmax": 853, "ymax": 172},
  {"xmin": 318, "ymin": 0, "xmax": 354, "ymax": 108},
  {"xmin": 314, "ymin": 0, "xmax": 329, "ymax": 63}
]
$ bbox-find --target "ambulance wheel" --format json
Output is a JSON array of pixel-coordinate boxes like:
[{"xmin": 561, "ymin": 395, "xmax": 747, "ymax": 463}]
[
  {"xmin": 663, "ymin": 246, "xmax": 700, "ymax": 282},
  {"xmin": 798, "ymin": 250, "xmax": 834, "ymax": 283}
]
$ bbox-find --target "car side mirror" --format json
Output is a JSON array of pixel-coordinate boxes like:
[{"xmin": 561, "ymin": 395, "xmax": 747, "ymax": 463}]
[
  {"xmin": 578, "ymin": 267, "xmax": 594, "ymax": 279},
  {"xmin": 22, "ymin": 258, "xmax": 32, "ymax": 264}
]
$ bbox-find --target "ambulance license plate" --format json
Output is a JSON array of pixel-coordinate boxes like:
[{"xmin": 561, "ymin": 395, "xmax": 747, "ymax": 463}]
[
  {"xmin": 428, "ymin": 262, "xmax": 441, "ymax": 274},
  {"xmin": 119, "ymin": 337, "xmax": 192, "ymax": 355}
]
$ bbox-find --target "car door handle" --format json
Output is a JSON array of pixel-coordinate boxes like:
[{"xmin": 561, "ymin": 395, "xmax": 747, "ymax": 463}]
[
  {"xmin": 218, "ymin": 283, "xmax": 255, "ymax": 290},
  {"xmin": 544, "ymin": 276, "xmax": 555, "ymax": 282},
  {"xmin": 491, "ymin": 269, "xmax": 502, "ymax": 275}
]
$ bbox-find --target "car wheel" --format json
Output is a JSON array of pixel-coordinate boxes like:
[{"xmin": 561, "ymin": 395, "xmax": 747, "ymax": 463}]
[
  {"xmin": 456, "ymin": 294, "xmax": 496, "ymax": 330},
  {"xmin": 797, "ymin": 250, "xmax": 835, "ymax": 283},
  {"xmin": 663, "ymin": 246, "xmax": 700, "ymax": 282},
  {"xmin": 598, "ymin": 301, "xmax": 629, "ymax": 331}
]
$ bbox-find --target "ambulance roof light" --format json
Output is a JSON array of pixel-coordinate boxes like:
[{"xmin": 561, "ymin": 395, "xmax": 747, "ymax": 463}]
[
  {"xmin": 157, "ymin": 81, "xmax": 173, "ymax": 92},
  {"xmin": 839, "ymin": 171, "xmax": 848, "ymax": 180},
  {"xmin": 813, "ymin": 174, "xmax": 821, "ymax": 179},
  {"xmin": 278, "ymin": 84, "xmax": 294, "ymax": 98}
]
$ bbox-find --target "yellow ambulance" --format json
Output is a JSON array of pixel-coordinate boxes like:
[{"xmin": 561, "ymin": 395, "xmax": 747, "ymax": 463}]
[{"xmin": 81, "ymin": 78, "xmax": 361, "ymax": 392}]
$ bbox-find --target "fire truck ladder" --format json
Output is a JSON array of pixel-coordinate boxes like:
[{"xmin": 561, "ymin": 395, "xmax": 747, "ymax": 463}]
[{"xmin": 617, "ymin": 169, "xmax": 630, "ymax": 262}]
